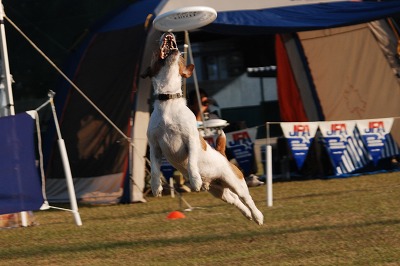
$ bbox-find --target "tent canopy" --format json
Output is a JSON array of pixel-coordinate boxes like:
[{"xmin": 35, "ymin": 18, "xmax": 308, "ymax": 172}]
[{"xmin": 205, "ymin": 1, "xmax": 400, "ymax": 34}]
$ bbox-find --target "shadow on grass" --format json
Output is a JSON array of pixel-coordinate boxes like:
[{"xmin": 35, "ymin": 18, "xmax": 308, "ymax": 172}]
[
  {"xmin": 276, "ymin": 189, "xmax": 371, "ymax": 201},
  {"xmin": 2, "ymin": 218, "xmax": 399, "ymax": 259}
]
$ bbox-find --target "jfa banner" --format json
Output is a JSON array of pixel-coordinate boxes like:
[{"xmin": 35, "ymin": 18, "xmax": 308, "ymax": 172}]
[
  {"xmin": 319, "ymin": 121, "xmax": 369, "ymax": 175},
  {"xmin": 225, "ymin": 127, "xmax": 257, "ymax": 176},
  {"xmin": 319, "ymin": 121, "xmax": 355, "ymax": 170},
  {"xmin": 356, "ymin": 118, "xmax": 394, "ymax": 165},
  {"xmin": 280, "ymin": 122, "xmax": 318, "ymax": 170}
]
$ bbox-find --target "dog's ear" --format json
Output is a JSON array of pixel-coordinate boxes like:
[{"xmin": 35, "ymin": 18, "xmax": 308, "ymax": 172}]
[
  {"xmin": 140, "ymin": 67, "xmax": 152, "ymax": 79},
  {"xmin": 180, "ymin": 64, "xmax": 194, "ymax": 78}
]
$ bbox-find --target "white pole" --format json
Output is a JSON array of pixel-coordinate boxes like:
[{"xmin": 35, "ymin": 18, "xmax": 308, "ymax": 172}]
[
  {"xmin": 169, "ymin": 178, "xmax": 175, "ymax": 198},
  {"xmin": 0, "ymin": 1, "xmax": 14, "ymax": 116},
  {"xmin": 49, "ymin": 91, "xmax": 82, "ymax": 226},
  {"xmin": 0, "ymin": 1, "xmax": 27, "ymax": 226},
  {"xmin": 185, "ymin": 31, "xmax": 207, "ymax": 127},
  {"xmin": 57, "ymin": 139, "xmax": 82, "ymax": 226},
  {"xmin": 266, "ymin": 122, "xmax": 273, "ymax": 207},
  {"xmin": 266, "ymin": 145, "xmax": 273, "ymax": 207}
]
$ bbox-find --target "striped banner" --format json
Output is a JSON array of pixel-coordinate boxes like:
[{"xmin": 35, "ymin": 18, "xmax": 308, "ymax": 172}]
[
  {"xmin": 356, "ymin": 118, "xmax": 394, "ymax": 165},
  {"xmin": 319, "ymin": 121, "xmax": 369, "ymax": 175}
]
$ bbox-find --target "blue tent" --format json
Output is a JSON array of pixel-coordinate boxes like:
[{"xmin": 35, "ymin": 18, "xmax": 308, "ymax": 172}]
[
  {"xmin": 45, "ymin": 0, "xmax": 400, "ymax": 203},
  {"xmin": 207, "ymin": 1, "xmax": 400, "ymax": 34},
  {"xmin": 45, "ymin": 0, "xmax": 160, "ymax": 203}
]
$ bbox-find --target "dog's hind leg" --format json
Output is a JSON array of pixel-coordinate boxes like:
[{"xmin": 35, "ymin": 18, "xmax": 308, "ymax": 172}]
[
  {"xmin": 149, "ymin": 142, "xmax": 164, "ymax": 197},
  {"xmin": 227, "ymin": 179, "xmax": 264, "ymax": 225},
  {"xmin": 209, "ymin": 182, "xmax": 253, "ymax": 221}
]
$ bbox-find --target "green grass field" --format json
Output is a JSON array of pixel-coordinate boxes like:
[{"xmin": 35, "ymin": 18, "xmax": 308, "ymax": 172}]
[{"xmin": 1, "ymin": 172, "xmax": 399, "ymax": 265}]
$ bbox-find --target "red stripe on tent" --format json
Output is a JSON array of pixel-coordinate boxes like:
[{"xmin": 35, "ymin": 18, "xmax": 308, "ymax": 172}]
[{"xmin": 275, "ymin": 34, "xmax": 308, "ymax": 122}]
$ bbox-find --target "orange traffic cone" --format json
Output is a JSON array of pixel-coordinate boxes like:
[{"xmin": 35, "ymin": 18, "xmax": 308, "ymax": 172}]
[{"xmin": 167, "ymin": 211, "xmax": 186, "ymax": 220}]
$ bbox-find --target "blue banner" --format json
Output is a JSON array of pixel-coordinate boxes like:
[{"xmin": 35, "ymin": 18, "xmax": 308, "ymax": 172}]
[
  {"xmin": 319, "ymin": 121, "xmax": 369, "ymax": 175},
  {"xmin": 319, "ymin": 122, "xmax": 353, "ymax": 168},
  {"xmin": 280, "ymin": 122, "xmax": 318, "ymax": 170},
  {"xmin": 0, "ymin": 112, "xmax": 44, "ymax": 215},
  {"xmin": 357, "ymin": 118, "xmax": 394, "ymax": 165},
  {"xmin": 160, "ymin": 157, "xmax": 175, "ymax": 180},
  {"xmin": 226, "ymin": 128, "xmax": 257, "ymax": 177}
]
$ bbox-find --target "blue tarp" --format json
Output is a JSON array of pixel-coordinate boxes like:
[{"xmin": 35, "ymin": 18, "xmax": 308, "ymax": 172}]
[
  {"xmin": 206, "ymin": 1, "xmax": 400, "ymax": 34},
  {"xmin": 0, "ymin": 112, "xmax": 43, "ymax": 215}
]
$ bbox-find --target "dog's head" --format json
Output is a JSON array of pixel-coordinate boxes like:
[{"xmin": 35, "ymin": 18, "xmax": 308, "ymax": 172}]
[{"xmin": 141, "ymin": 32, "xmax": 194, "ymax": 79}]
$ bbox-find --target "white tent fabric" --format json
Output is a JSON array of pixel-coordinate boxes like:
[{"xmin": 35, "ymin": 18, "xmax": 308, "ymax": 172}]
[{"xmin": 46, "ymin": 173, "xmax": 123, "ymax": 204}]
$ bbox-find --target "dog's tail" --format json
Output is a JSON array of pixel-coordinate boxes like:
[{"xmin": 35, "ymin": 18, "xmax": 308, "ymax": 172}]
[{"xmin": 215, "ymin": 130, "xmax": 227, "ymax": 158}]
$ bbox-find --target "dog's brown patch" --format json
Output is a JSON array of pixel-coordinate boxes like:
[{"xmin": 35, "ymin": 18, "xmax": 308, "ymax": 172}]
[
  {"xmin": 215, "ymin": 132, "xmax": 227, "ymax": 158},
  {"xmin": 179, "ymin": 57, "xmax": 194, "ymax": 78},
  {"xmin": 230, "ymin": 163, "xmax": 244, "ymax": 179},
  {"xmin": 199, "ymin": 135, "xmax": 207, "ymax": 151}
]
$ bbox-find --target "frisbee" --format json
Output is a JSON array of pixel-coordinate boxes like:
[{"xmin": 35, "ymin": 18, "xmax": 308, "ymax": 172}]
[
  {"xmin": 153, "ymin": 6, "xmax": 217, "ymax": 32},
  {"xmin": 201, "ymin": 119, "xmax": 229, "ymax": 128}
]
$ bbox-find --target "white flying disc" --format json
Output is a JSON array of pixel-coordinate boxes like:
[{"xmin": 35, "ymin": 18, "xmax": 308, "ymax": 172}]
[
  {"xmin": 202, "ymin": 119, "xmax": 229, "ymax": 128},
  {"xmin": 153, "ymin": 6, "xmax": 217, "ymax": 32}
]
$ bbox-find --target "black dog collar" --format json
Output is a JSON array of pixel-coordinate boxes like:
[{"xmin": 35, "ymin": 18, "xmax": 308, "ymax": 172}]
[{"xmin": 157, "ymin": 93, "xmax": 182, "ymax": 101}]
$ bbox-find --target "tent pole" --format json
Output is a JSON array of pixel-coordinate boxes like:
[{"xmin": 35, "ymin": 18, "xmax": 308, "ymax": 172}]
[
  {"xmin": 0, "ymin": 1, "xmax": 14, "ymax": 116},
  {"xmin": 0, "ymin": 1, "xmax": 28, "ymax": 226},
  {"xmin": 183, "ymin": 32, "xmax": 189, "ymax": 98},
  {"xmin": 185, "ymin": 31, "xmax": 206, "ymax": 128},
  {"xmin": 48, "ymin": 91, "xmax": 82, "ymax": 226}
]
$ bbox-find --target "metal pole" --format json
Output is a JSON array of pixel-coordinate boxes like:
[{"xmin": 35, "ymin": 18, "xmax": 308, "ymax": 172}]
[
  {"xmin": 183, "ymin": 32, "xmax": 189, "ymax": 98},
  {"xmin": 0, "ymin": 1, "xmax": 14, "ymax": 116},
  {"xmin": 185, "ymin": 31, "xmax": 207, "ymax": 127},
  {"xmin": 48, "ymin": 91, "xmax": 82, "ymax": 226},
  {"xmin": 0, "ymin": 1, "xmax": 27, "ymax": 226}
]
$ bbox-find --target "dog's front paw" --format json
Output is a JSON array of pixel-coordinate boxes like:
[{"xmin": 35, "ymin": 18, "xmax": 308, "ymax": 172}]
[
  {"xmin": 189, "ymin": 175, "xmax": 203, "ymax": 192},
  {"xmin": 202, "ymin": 181, "xmax": 210, "ymax": 191},
  {"xmin": 152, "ymin": 184, "xmax": 163, "ymax": 197}
]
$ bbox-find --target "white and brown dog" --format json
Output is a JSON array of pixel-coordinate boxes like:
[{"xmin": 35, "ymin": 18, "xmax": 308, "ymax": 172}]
[{"xmin": 142, "ymin": 33, "xmax": 263, "ymax": 225}]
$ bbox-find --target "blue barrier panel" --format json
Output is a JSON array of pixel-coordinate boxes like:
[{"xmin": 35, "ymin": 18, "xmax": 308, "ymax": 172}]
[{"xmin": 0, "ymin": 112, "xmax": 43, "ymax": 215}]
